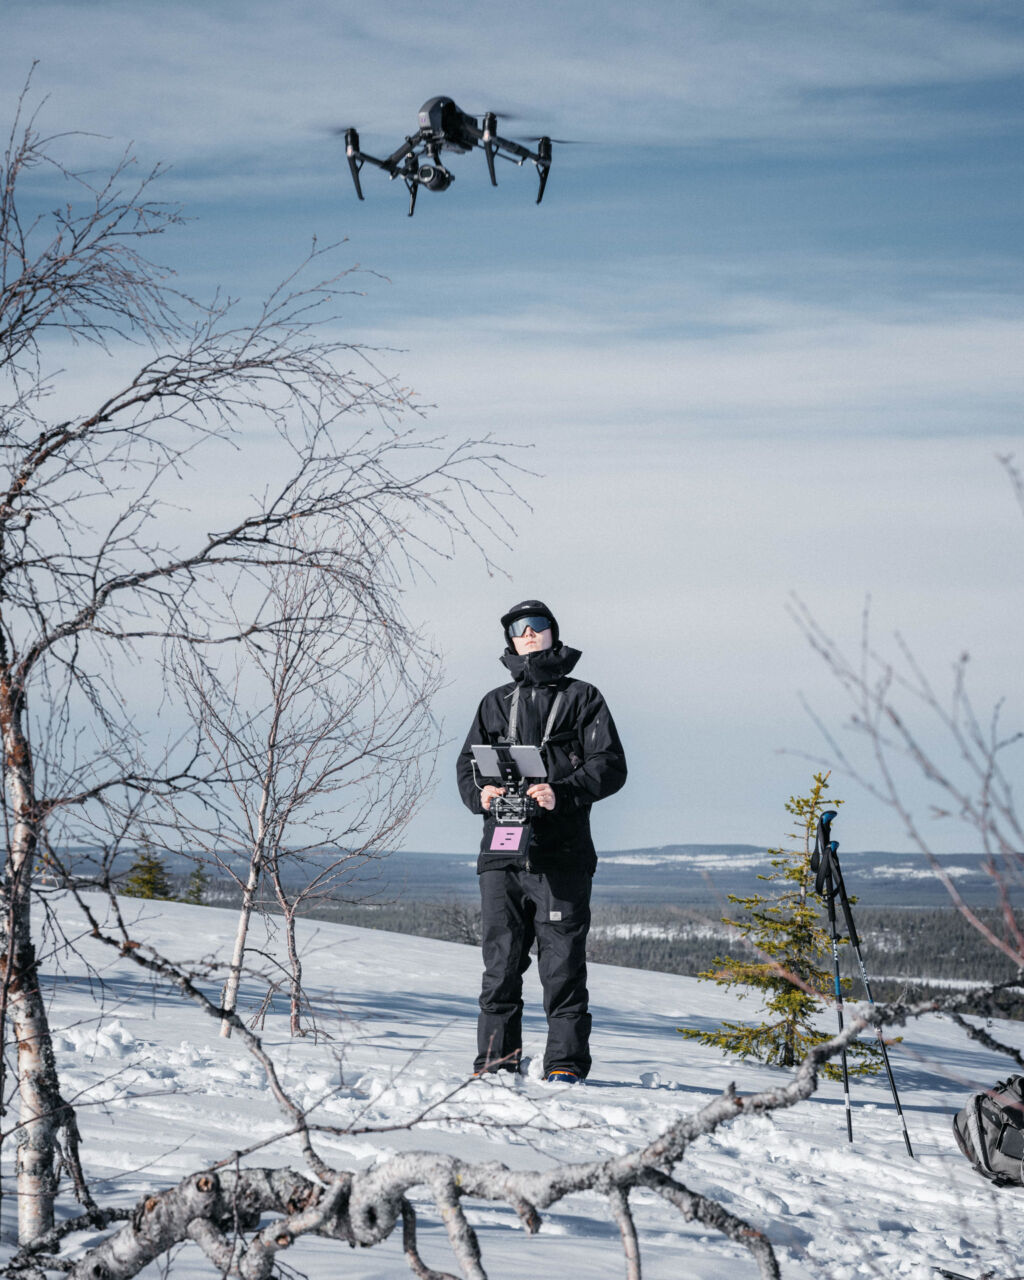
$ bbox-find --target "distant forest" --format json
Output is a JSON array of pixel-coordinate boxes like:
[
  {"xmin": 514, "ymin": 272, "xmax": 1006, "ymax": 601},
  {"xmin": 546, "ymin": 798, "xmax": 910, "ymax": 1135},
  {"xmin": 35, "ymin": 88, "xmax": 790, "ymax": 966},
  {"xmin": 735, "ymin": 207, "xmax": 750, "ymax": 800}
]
[{"xmin": 181, "ymin": 873, "xmax": 1019, "ymax": 1014}]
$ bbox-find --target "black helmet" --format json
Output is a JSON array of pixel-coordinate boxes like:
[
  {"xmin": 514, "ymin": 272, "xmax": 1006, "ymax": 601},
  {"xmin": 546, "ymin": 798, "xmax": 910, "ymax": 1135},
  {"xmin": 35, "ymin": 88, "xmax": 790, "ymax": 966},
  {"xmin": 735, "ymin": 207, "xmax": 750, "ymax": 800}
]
[{"xmin": 500, "ymin": 599, "xmax": 560, "ymax": 649}]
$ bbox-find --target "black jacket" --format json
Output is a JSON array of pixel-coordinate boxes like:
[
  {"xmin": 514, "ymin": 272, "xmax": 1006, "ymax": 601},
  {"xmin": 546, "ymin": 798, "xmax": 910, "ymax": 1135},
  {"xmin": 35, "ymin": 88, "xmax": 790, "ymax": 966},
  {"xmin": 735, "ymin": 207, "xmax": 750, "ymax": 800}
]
[{"xmin": 457, "ymin": 644, "xmax": 627, "ymax": 874}]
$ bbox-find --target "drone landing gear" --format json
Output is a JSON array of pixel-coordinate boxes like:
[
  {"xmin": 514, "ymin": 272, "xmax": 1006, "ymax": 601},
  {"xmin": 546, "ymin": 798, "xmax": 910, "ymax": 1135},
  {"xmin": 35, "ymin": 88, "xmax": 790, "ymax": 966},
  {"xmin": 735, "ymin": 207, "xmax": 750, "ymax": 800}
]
[
  {"xmin": 344, "ymin": 129, "xmax": 365, "ymax": 200},
  {"xmin": 535, "ymin": 136, "xmax": 552, "ymax": 205},
  {"xmin": 482, "ymin": 113, "xmax": 499, "ymax": 187},
  {"xmin": 481, "ymin": 116, "xmax": 551, "ymax": 203}
]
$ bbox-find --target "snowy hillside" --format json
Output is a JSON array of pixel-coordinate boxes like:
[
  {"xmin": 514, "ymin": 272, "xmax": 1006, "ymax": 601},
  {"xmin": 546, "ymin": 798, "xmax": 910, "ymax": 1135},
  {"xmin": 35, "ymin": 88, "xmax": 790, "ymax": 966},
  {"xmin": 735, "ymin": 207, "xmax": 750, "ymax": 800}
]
[
  {"xmin": 13, "ymin": 893, "xmax": 1024, "ymax": 1279},
  {"xmin": 380, "ymin": 848, "xmax": 1019, "ymax": 908}
]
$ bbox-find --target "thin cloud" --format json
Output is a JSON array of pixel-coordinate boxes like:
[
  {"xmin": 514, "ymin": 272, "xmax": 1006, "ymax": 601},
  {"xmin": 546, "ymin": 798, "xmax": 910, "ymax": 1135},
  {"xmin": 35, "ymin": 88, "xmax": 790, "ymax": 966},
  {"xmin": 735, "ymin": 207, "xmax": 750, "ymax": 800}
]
[
  {"xmin": 353, "ymin": 301, "xmax": 1024, "ymax": 442},
  {"xmin": 3, "ymin": 0, "xmax": 1023, "ymax": 185}
]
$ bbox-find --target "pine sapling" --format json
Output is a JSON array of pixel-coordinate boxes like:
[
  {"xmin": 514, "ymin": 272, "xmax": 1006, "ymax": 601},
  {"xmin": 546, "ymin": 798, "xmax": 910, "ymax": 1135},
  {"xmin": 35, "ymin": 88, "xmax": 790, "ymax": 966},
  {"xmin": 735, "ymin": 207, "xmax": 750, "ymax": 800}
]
[
  {"xmin": 182, "ymin": 864, "xmax": 210, "ymax": 905},
  {"xmin": 121, "ymin": 847, "xmax": 175, "ymax": 901},
  {"xmin": 680, "ymin": 772, "xmax": 883, "ymax": 1079}
]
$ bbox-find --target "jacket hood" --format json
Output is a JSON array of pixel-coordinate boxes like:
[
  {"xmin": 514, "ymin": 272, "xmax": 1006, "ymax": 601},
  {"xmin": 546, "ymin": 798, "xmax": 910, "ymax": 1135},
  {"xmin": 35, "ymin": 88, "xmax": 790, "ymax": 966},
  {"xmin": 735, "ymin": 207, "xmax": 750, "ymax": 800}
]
[{"xmin": 500, "ymin": 644, "xmax": 581, "ymax": 685}]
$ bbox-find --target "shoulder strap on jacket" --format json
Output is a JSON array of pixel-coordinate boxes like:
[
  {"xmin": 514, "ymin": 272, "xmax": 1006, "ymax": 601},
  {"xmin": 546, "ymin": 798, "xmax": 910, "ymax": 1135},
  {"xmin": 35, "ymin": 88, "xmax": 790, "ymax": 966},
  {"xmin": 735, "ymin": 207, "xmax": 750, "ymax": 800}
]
[
  {"xmin": 506, "ymin": 686, "xmax": 521, "ymax": 744},
  {"xmin": 541, "ymin": 690, "xmax": 564, "ymax": 747},
  {"xmin": 506, "ymin": 685, "xmax": 563, "ymax": 746}
]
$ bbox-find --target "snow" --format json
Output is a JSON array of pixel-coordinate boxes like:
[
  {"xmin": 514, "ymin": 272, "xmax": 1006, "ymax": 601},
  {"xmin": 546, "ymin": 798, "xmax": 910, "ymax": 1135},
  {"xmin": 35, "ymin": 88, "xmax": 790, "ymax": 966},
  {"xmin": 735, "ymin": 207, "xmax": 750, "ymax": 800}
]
[
  {"xmin": 590, "ymin": 921, "xmax": 732, "ymax": 940},
  {"xmin": 11, "ymin": 891, "xmax": 1024, "ymax": 1279},
  {"xmin": 601, "ymin": 851, "xmax": 768, "ymax": 870},
  {"xmin": 866, "ymin": 865, "xmax": 976, "ymax": 881}
]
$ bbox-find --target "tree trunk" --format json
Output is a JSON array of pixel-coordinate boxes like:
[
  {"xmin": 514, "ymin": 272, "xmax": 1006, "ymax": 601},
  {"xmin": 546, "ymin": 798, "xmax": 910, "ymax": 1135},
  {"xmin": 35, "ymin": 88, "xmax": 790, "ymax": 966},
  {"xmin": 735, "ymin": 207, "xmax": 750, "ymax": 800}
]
[
  {"xmin": 220, "ymin": 853, "xmax": 262, "ymax": 1038},
  {"xmin": 1, "ymin": 677, "xmax": 60, "ymax": 1241},
  {"xmin": 266, "ymin": 859, "xmax": 305, "ymax": 1037},
  {"xmin": 221, "ymin": 730, "xmax": 277, "ymax": 1037},
  {"xmin": 282, "ymin": 903, "xmax": 304, "ymax": 1037}
]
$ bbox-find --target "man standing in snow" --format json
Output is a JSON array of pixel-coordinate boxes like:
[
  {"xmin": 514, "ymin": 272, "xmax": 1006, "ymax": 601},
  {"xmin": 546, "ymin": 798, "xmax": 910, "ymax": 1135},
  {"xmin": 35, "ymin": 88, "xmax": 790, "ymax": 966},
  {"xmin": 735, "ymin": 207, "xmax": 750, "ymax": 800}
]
[{"xmin": 457, "ymin": 600, "xmax": 627, "ymax": 1083}]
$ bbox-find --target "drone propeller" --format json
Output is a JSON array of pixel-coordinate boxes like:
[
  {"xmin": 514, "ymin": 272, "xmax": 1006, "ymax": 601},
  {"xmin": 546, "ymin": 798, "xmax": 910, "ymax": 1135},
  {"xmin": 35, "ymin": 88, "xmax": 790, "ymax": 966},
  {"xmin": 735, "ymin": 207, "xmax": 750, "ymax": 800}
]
[
  {"xmin": 461, "ymin": 101, "xmax": 525, "ymax": 120},
  {"xmin": 523, "ymin": 135, "xmax": 588, "ymax": 145}
]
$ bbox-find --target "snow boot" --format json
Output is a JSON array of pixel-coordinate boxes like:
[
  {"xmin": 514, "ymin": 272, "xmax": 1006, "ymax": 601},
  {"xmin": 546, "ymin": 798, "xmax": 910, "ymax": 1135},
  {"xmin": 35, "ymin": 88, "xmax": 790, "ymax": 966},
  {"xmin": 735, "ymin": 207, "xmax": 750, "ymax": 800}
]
[{"xmin": 544, "ymin": 1068, "xmax": 582, "ymax": 1085}]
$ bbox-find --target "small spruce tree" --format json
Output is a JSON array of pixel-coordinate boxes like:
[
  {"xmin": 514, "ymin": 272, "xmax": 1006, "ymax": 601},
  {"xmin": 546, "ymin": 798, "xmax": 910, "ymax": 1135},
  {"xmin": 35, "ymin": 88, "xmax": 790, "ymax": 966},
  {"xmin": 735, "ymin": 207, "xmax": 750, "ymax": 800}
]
[
  {"xmin": 182, "ymin": 864, "xmax": 210, "ymax": 906},
  {"xmin": 680, "ymin": 772, "xmax": 882, "ymax": 1079},
  {"xmin": 121, "ymin": 847, "xmax": 175, "ymax": 901}
]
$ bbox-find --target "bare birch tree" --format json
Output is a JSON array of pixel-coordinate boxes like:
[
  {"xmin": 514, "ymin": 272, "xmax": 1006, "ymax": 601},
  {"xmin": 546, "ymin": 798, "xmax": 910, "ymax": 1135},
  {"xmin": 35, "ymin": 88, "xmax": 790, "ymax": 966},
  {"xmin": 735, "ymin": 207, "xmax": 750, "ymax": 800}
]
[
  {"xmin": 171, "ymin": 540, "xmax": 441, "ymax": 1038},
  {"xmin": 790, "ymin": 455, "xmax": 1024, "ymax": 1036},
  {"xmin": 0, "ymin": 85, "xmax": 511, "ymax": 1243}
]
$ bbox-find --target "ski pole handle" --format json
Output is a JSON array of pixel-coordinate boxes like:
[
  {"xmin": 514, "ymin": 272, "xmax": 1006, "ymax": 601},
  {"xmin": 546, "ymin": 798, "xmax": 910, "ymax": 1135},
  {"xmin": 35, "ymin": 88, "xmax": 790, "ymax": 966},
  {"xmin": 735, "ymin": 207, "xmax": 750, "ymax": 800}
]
[
  {"xmin": 830, "ymin": 841, "xmax": 861, "ymax": 948},
  {"xmin": 812, "ymin": 811, "xmax": 838, "ymax": 897}
]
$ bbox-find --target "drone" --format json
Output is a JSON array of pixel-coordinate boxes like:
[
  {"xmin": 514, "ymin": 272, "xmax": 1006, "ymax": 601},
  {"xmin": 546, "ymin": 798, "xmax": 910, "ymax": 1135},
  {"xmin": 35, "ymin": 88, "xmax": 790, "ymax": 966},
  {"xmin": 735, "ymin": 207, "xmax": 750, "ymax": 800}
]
[{"xmin": 343, "ymin": 96, "xmax": 553, "ymax": 217}]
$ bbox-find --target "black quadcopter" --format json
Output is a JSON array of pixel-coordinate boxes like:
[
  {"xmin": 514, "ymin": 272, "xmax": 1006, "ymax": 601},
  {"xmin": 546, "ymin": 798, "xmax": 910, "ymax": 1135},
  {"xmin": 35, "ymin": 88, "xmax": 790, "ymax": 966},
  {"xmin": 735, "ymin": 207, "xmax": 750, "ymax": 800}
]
[{"xmin": 343, "ymin": 96, "xmax": 552, "ymax": 217}]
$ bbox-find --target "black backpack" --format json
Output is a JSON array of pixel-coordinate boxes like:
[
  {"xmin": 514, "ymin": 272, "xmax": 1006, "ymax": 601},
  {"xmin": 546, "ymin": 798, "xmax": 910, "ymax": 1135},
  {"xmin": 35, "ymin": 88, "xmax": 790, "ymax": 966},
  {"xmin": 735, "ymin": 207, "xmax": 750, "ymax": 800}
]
[{"xmin": 953, "ymin": 1075, "xmax": 1024, "ymax": 1187}]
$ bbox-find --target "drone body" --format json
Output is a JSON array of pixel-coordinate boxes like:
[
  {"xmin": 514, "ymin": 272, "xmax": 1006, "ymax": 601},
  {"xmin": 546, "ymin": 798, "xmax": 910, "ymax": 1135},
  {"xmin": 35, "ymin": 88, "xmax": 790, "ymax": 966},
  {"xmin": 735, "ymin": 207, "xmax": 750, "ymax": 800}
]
[{"xmin": 344, "ymin": 96, "xmax": 552, "ymax": 216}]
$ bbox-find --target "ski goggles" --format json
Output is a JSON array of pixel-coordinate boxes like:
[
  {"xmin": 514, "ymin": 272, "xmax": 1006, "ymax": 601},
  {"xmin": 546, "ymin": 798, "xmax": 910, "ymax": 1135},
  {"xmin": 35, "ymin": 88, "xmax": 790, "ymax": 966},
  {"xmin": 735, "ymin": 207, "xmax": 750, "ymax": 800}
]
[{"xmin": 508, "ymin": 615, "xmax": 552, "ymax": 637}]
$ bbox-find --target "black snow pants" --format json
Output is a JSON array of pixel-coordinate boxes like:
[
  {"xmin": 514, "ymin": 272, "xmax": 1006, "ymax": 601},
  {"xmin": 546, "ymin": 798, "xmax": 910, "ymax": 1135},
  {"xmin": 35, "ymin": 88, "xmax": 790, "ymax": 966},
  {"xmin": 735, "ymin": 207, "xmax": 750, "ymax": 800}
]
[{"xmin": 475, "ymin": 864, "xmax": 593, "ymax": 1078}]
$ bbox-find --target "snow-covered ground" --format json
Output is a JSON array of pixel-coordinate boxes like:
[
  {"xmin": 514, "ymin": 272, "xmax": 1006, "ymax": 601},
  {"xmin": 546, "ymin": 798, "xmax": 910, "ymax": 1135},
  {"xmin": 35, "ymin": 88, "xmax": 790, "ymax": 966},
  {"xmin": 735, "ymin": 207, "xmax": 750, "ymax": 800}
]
[
  {"xmin": 590, "ymin": 920, "xmax": 732, "ymax": 941},
  {"xmin": 600, "ymin": 850, "xmax": 769, "ymax": 870},
  {"xmin": 11, "ymin": 892, "xmax": 1024, "ymax": 1279}
]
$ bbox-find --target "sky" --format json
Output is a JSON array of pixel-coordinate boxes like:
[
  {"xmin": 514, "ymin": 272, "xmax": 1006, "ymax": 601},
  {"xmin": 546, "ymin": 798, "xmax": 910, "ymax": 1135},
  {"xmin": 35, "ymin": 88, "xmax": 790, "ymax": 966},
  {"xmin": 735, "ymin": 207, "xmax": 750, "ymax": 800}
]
[{"xmin": 2, "ymin": 0, "xmax": 1022, "ymax": 854}]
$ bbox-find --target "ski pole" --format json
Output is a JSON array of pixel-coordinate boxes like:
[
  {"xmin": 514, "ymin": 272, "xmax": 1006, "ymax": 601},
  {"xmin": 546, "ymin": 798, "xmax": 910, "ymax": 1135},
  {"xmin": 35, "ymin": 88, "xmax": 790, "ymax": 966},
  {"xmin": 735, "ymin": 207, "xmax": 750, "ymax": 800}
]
[
  {"xmin": 812, "ymin": 810, "xmax": 853, "ymax": 1142},
  {"xmin": 827, "ymin": 839, "xmax": 915, "ymax": 1159}
]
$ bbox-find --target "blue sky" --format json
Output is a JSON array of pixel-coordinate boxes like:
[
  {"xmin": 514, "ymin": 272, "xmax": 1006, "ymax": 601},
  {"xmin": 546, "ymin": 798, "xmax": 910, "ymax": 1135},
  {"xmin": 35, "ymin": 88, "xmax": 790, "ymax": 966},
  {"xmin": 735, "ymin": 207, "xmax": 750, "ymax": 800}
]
[{"xmin": 3, "ymin": 0, "xmax": 1022, "ymax": 853}]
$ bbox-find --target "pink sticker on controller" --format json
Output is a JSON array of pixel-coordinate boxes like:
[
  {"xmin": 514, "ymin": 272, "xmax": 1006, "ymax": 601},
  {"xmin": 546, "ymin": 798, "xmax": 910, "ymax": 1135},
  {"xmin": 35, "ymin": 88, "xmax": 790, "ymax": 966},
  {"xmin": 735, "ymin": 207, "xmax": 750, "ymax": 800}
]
[{"xmin": 490, "ymin": 826, "xmax": 523, "ymax": 851}]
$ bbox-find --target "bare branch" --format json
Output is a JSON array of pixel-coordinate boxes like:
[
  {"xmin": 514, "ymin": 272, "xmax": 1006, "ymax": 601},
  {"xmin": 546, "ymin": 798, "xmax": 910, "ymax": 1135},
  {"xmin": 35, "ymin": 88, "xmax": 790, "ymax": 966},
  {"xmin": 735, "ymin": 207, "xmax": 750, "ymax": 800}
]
[
  {"xmin": 400, "ymin": 1199, "xmax": 459, "ymax": 1280},
  {"xmin": 607, "ymin": 1187, "xmax": 641, "ymax": 1280}
]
